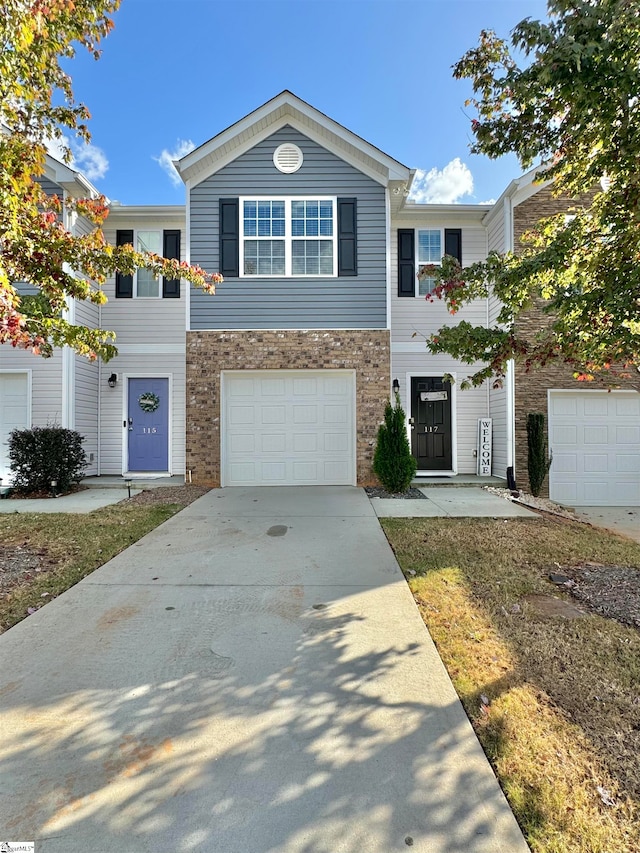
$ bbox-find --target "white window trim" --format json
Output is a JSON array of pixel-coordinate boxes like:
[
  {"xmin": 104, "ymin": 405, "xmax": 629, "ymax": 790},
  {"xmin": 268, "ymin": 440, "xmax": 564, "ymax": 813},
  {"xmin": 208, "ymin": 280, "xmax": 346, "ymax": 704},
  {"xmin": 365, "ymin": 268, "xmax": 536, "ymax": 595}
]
[
  {"xmin": 134, "ymin": 229, "xmax": 163, "ymax": 298},
  {"xmin": 239, "ymin": 196, "xmax": 337, "ymax": 278},
  {"xmin": 415, "ymin": 227, "xmax": 444, "ymax": 298}
]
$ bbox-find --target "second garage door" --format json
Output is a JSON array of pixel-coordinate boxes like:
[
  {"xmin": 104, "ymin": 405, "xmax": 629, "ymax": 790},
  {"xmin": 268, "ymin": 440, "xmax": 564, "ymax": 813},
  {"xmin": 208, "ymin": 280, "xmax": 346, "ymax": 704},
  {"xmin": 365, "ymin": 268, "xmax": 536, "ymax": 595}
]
[
  {"xmin": 548, "ymin": 390, "xmax": 640, "ymax": 506},
  {"xmin": 222, "ymin": 370, "xmax": 356, "ymax": 486}
]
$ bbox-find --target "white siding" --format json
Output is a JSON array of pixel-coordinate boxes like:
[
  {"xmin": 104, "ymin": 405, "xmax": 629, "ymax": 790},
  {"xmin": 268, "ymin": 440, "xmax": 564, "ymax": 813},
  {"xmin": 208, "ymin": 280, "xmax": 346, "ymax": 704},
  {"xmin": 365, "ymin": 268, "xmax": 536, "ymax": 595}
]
[
  {"xmin": 74, "ymin": 355, "xmax": 99, "ymax": 475},
  {"xmin": 102, "ymin": 213, "xmax": 187, "ymax": 348},
  {"xmin": 97, "ymin": 212, "xmax": 187, "ymax": 475},
  {"xmin": 389, "ymin": 215, "xmax": 491, "ymax": 474},
  {"xmin": 98, "ymin": 354, "xmax": 185, "ymax": 475},
  {"xmin": 0, "ymin": 348, "xmax": 64, "ymax": 427},
  {"xmin": 391, "ymin": 351, "xmax": 489, "ymax": 475},
  {"xmin": 489, "ymin": 383, "xmax": 508, "ymax": 480},
  {"xmin": 486, "ymin": 207, "xmax": 506, "ymax": 326},
  {"xmin": 486, "ymin": 209, "xmax": 505, "ymax": 253},
  {"xmin": 390, "ymin": 219, "xmax": 488, "ymax": 342}
]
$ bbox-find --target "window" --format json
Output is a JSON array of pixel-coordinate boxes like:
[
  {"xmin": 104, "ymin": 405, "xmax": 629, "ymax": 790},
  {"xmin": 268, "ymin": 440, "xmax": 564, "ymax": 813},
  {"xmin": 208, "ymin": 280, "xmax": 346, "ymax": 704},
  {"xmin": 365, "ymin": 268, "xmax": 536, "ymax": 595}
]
[
  {"xmin": 416, "ymin": 229, "xmax": 443, "ymax": 296},
  {"xmin": 240, "ymin": 197, "xmax": 336, "ymax": 277},
  {"xmin": 135, "ymin": 231, "xmax": 162, "ymax": 297}
]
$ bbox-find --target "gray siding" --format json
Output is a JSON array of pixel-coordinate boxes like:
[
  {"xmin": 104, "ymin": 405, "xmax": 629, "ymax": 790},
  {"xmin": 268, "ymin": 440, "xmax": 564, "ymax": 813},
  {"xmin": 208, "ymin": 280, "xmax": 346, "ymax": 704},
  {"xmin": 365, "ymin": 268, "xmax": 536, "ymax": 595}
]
[
  {"xmin": 190, "ymin": 126, "xmax": 387, "ymax": 330},
  {"xmin": 39, "ymin": 176, "xmax": 63, "ymax": 198}
]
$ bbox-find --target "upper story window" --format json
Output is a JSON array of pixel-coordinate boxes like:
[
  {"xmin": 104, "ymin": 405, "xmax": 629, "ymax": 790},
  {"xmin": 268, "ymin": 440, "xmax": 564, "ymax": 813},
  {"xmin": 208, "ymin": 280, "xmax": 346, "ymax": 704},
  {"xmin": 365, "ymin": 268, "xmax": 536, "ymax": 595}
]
[
  {"xmin": 397, "ymin": 227, "xmax": 462, "ymax": 299},
  {"xmin": 240, "ymin": 197, "xmax": 336, "ymax": 277},
  {"xmin": 115, "ymin": 229, "xmax": 181, "ymax": 299},
  {"xmin": 135, "ymin": 231, "xmax": 162, "ymax": 297},
  {"xmin": 416, "ymin": 229, "xmax": 443, "ymax": 296}
]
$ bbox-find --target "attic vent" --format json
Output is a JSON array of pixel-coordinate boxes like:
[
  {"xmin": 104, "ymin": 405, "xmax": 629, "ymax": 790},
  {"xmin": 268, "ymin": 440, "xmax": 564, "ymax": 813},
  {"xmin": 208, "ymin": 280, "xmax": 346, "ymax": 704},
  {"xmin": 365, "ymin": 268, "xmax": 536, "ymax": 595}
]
[{"xmin": 273, "ymin": 143, "xmax": 303, "ymax": 174}]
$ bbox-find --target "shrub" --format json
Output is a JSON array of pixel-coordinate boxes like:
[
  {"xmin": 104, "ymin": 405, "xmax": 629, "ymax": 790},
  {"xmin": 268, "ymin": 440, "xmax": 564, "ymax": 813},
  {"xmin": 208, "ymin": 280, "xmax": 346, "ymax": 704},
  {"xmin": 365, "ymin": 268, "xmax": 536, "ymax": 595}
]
[
  {"xmin": 9, "ymin": 426, "xmax": 87, "ymax": 494},
  {"xmin": 373, "ymin": 394, "xmax": 417, "ymax": 493},
  {"xmin": 527, "ymin": 412, "xmax": 552, "ymax": 497}
]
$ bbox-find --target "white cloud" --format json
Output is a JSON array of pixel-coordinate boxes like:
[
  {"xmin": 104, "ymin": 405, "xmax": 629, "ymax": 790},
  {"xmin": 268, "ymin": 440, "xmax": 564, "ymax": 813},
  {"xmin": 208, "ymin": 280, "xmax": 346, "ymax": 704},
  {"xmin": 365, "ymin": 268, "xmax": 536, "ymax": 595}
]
[
  {"xmin": 409, "ymin": 158, "xmax": 474, "ymax": 204},
  {"xmin": 73, "ymin": 143, "xmax": 109, "ymax": 181},
  {"xmin": 479, "ymin": 198, "xmax": 496, "ymax": 205},
  {"xmin": 154, "ymin": 139, "xmax": 196, "ymax": 187},
  {"xmin": 44, "ymin": 134, "xmax": 109, "ymax": 182}
]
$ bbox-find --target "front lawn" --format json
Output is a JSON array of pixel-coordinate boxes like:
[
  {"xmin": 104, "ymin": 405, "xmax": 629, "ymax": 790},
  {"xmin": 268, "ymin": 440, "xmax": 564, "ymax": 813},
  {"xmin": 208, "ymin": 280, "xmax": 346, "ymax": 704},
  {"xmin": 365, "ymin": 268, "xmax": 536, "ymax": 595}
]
[
  {"xmin": 381, "ymin": 516, "xmax": 640, "ymax": 853},
  {"xmin": 0, "ymin": 486, "xmax": 209, "ymax": 633}
]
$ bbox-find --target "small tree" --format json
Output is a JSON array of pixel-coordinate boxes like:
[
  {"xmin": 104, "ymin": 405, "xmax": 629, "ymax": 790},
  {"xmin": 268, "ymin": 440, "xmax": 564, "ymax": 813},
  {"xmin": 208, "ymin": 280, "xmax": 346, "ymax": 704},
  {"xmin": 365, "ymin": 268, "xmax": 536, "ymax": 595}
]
[
  {"xmin": 9, "ymin": 426, "xmax": 87, "ymax": 494},
  {"xmin": 527, "ymin": 413, "xmax": 552, "ymax": 497},
  {"xmin": 373, "ymin": 394, "xmax": 417, "ymax": 493}
]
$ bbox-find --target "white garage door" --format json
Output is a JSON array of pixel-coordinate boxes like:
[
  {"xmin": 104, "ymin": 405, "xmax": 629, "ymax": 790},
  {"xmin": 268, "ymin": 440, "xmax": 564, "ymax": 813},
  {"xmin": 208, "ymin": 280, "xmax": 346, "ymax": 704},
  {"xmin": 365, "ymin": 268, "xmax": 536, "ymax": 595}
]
[
  {"xmin": 0, "ymin": 372, "xmax": 30, "ymax": 481},
  {"xmin": 548, "ymin": 391, "xmax": 640, "ymax": 506},
  {"xmin": 223, "ymin": 370, "xmax": 356, "ymax": 486}
]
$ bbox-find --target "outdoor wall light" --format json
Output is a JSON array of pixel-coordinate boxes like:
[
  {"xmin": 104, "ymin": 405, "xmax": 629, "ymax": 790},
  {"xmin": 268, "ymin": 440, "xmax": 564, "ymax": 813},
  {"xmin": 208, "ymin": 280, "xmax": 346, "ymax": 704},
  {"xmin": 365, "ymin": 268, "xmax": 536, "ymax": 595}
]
[
  {"xmin": 392, "ymin": 378, "xmax": 400, "ymax": 394},
  {"xmin": 108, "ymin": 373, "xmax": 118, "ymax": 388}
]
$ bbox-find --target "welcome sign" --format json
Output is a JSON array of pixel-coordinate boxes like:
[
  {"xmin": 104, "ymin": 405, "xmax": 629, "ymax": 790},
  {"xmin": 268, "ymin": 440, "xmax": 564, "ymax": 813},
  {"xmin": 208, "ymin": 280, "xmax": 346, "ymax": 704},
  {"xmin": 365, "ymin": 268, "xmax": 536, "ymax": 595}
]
[{"xmin": 477, "ymin": 418, "xmax": 492, "ymax": 476}]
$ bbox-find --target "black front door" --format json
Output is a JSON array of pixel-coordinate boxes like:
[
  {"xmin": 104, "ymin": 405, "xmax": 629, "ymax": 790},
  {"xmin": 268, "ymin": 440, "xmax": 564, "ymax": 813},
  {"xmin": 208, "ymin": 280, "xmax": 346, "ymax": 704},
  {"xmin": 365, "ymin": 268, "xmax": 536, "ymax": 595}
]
[{"xmin": 411, "ymin": 377, "xmax": 452, "ymax": 471}]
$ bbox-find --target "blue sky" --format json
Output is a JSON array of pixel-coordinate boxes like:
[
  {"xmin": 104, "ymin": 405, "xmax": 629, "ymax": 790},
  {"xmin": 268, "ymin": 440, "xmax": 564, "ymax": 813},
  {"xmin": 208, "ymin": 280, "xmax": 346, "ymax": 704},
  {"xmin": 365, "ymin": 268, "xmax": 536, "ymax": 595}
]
[{"xmin": 59, "ymin": 0, "xmax": 549, "ymax": 206}]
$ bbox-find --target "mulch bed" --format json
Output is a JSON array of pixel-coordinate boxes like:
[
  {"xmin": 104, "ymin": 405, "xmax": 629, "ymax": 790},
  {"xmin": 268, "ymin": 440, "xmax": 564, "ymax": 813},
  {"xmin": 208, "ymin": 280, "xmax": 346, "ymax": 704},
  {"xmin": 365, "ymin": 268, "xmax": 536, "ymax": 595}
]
[{"xmin": 365, "ymin": 486, "xmax": 427, "ymax": 500}]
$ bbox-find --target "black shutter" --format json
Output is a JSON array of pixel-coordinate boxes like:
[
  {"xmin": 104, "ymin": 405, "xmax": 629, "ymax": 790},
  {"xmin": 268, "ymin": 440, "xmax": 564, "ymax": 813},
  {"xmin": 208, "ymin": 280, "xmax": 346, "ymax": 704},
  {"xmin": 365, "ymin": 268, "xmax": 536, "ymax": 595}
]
[
  {"xmin": 398, "ymin": 229, "xmax": 416, "ymax": 297},
  {"xmin": 337, "ymin": 197, "xmax": 357, "ymax": 276},
  {"xmin": 444, "ymin": 228, "xmax": 462, "ymax": 264},
  {"xmin": 162, "ymin": 230, "xmax": 181, "ymax": 298},
  {"xmin": 219, "ymin": 198, "xmax": 239, "ymax": 277},
  {"xmin": 115, "ymin": 230, "xmax": 133, "ymax": 298}
]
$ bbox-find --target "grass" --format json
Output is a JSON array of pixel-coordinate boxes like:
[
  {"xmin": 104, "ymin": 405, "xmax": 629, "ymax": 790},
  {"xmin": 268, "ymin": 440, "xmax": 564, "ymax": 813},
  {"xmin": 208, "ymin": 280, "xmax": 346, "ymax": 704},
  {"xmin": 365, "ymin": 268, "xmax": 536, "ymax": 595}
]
[
  {"xmin": 0, "ymin": 501, "xmax": 186, "ymax": 633},
  {"xmin": 381, "ymin": 516, "xmax": 640, "ymax": 853}
]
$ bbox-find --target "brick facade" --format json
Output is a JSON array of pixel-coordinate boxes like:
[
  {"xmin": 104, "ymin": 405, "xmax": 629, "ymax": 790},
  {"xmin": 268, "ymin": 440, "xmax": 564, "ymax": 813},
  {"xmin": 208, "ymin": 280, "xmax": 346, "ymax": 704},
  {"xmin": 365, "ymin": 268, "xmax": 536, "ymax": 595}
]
[
  {"xmin": 185, "ymin": 329, "xmax": 391, "ymax": 486},
  {"xmin": 512, "ymin": 187, "xmax": 639, "ymax": 494}
]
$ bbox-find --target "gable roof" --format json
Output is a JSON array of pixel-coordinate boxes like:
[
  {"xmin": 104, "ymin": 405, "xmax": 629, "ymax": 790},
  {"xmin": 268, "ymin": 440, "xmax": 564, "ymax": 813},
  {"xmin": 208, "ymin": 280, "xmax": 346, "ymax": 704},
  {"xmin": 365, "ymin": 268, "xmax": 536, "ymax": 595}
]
[
  {"xmin": 176, "ymin": 90, "xmax": 412, "ymax": 189},
  {"xmin": 43, "ymin": 151, "xmax": 102, "ymax": 200}
]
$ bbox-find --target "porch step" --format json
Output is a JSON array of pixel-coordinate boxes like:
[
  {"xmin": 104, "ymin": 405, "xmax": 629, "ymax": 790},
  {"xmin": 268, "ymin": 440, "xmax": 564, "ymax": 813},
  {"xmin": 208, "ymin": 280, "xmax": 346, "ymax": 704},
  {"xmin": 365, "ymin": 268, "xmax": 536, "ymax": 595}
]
[
  {"xmin": 413, "ymin": 474, "xmax": 506, "ymax": 488},
  {"xmin": 81, "ymin": 475, "xmax": 185, "ymax": 490}
]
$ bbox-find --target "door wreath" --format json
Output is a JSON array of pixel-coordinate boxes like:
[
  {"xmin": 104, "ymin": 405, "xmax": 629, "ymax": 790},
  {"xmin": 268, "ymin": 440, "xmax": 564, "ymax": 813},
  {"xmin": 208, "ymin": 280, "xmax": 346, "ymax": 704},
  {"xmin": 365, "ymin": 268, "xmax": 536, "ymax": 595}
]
[{"xmin": 138, "ymin": 392, "xmax": 160, "ymax": 413}]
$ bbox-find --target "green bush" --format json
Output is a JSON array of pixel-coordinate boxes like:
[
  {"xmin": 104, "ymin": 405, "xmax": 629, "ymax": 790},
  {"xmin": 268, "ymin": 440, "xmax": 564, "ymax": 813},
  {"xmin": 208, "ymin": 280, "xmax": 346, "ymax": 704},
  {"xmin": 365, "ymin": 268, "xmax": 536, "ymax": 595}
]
[
  {"xmin": 527, "ymin": 412, "xmax": 552, "ymax": 497},
  {"xmin": 373, "ymin": 394, "xmax": 417, "ymax": 493},
  {"xmin": 9, "ymin": 426, "xmax": 87, "ymax": 494}
]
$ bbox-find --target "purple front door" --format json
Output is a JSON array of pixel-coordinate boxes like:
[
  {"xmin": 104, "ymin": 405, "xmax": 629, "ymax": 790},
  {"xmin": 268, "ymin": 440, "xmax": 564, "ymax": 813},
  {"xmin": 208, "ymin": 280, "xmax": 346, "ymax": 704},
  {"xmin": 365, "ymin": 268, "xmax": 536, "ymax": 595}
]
[{"xmin": 127, "ymin": 377, "xmax": 169, "ymax": 472}]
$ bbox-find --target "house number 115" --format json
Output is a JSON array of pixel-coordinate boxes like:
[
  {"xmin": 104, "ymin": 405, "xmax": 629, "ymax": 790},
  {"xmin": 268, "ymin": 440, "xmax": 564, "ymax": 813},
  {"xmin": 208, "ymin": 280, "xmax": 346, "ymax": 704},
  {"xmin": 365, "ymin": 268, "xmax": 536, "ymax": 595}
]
[{"xmin": 142, "ymin": 427, "xmax": 157, "ymax": 434}]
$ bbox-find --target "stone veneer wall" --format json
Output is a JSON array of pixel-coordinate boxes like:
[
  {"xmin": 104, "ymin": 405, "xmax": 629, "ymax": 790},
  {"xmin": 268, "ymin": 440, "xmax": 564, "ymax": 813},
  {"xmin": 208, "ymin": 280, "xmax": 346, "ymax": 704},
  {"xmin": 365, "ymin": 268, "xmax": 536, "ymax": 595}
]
[
  {"xmin": 185, "ymin": 329, "xmax": 391, "ymax": 486},
  {"xmin": 512, "ymin": 187, "xmax": 639, "ymax": 495}
]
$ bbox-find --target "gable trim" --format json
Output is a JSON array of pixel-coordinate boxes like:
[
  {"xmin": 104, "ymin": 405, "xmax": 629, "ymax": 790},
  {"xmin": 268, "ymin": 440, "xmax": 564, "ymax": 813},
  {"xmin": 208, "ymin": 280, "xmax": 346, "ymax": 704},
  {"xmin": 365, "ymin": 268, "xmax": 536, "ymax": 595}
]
[{"xmin": 178, "ymin": 99, "xmax": 410, "ymax": 188}]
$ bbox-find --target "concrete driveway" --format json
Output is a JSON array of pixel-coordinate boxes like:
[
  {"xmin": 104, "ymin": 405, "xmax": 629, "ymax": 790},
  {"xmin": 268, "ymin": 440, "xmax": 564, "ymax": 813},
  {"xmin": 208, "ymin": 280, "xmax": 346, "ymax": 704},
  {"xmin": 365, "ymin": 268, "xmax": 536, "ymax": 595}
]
[
  {"xmin": 0, "ymin": 487, "xmax": 527, "ymax": 853},
  {"xmin": 572, "ymin": 506, "xmax": 640, "ymax": 544}
]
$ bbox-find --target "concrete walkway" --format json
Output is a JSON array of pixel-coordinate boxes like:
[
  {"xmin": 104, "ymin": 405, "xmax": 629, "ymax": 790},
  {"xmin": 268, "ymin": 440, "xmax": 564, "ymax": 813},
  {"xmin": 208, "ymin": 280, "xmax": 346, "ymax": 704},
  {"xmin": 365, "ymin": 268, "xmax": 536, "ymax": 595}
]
[
  {"xmin": 0, "ymin": 487, "xmax": 127, "ymax": 513},
  {"xmin": 0, "ymin": 486, "xmax": 529, "ymax": 853},
  {"xmin": 371, "ymin": 486, "xmax": 540, "ymax": 519}
]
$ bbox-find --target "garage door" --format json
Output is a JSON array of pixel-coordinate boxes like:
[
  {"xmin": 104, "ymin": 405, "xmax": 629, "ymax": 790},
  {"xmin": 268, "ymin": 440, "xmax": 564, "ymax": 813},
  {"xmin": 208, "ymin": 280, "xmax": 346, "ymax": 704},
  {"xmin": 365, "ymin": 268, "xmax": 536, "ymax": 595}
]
[
  {"xmin": 0, "ymin": 372, "xmax": 30, "ymax": 480},
  {"xmin": 548, "ymin": 391, "xmax": 640, "ymax": 506},
  {"xmin": 223, "ymin": 370, "xmax": 356, "ymax": 486}
]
